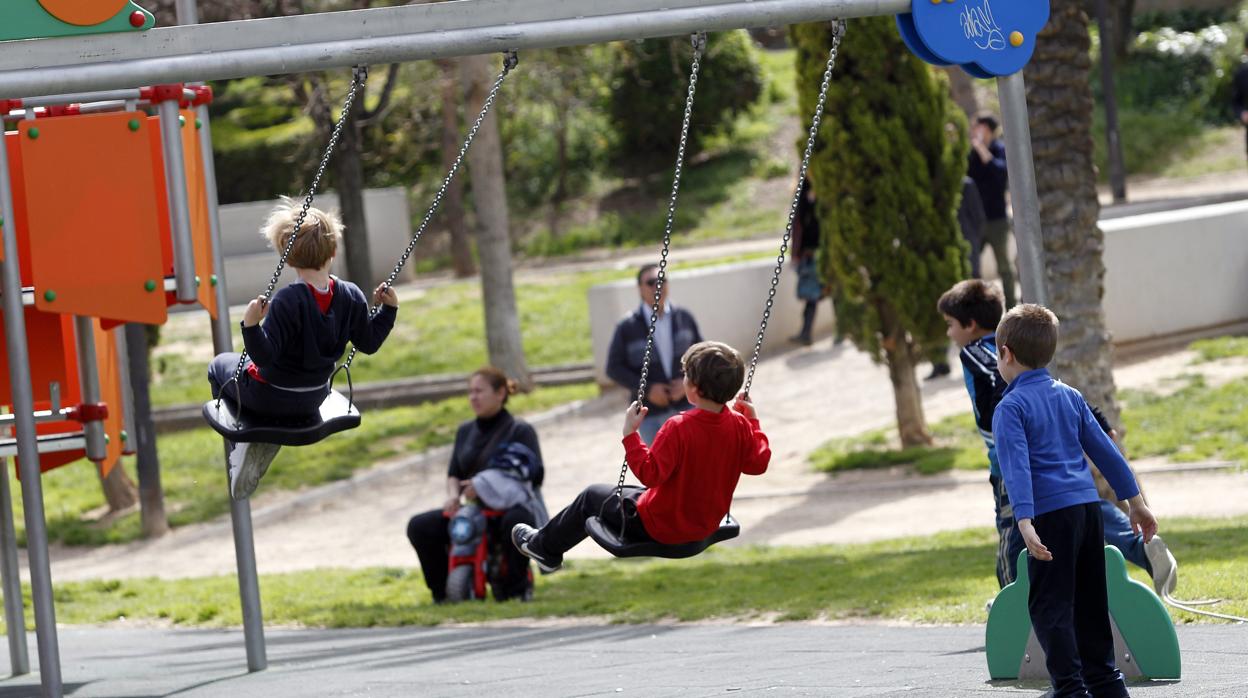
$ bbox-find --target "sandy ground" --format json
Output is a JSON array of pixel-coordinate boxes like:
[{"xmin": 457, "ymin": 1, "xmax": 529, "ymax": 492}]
[{"xmin": 43, "ymin": 341, "xmax": 1248, "ymax": 582}]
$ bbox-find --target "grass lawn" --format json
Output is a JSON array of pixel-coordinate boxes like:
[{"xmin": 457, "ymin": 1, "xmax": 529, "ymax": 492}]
[
  {"xmin": 17, "ymin": 383, "xmax": 597, "ymax": 548},
  {"xmin": 14, "ymin": 515, "xmax": 1245, "ymax": 631},
  {"xmin": 809, "ymin": 413, "xmax": 984, "ymax": 475}
]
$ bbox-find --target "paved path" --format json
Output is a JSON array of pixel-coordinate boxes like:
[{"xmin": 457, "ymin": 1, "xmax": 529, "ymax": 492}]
[{"xmin": 0, "ymin": 624, "xmax": 1243, "ymax": 697}]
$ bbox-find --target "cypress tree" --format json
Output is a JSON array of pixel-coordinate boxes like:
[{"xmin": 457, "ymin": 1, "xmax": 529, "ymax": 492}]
[{"xmin": 792, "ymin": 18, "xmax": 968, "ymax": 446}]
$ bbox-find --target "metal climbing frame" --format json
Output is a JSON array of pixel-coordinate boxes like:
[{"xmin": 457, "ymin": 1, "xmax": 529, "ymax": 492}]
[{"xmin": 0, "ymin": 1, "xmax": 1051, "ymax": 696}]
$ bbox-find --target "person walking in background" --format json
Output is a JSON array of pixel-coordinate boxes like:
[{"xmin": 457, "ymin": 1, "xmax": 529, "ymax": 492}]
[
  {"xmin": 958, "ymin": 175, "xmax": 988, "ymax": 279},
  {"xmin": 789, "ymin": 179, "xmax": 840, "ymax": 347},
  {"xmin": 967, "ymin": 113, "xmax": 1017, "ymax": 310}
]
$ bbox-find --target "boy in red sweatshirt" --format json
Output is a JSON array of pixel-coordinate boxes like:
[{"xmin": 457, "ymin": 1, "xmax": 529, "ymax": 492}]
[{"xmin": 512, "ymin": 341, "xmax": 770, "ymax": 570}]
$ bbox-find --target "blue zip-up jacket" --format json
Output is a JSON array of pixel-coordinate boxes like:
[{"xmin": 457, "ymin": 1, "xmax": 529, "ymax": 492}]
[
  {"xmin": 958, "ymin": 334, "xmax": 1005, "ymax": 476},
  {"xmin": 991, "ymin": 368, "xmax": 1139, "ymax": 521}
]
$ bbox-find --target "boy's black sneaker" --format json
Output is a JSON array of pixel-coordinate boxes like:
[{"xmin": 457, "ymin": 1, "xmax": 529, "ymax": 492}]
[{"xmin": 511, "ymin": 524, "xmax": 562, "ymax": 573}]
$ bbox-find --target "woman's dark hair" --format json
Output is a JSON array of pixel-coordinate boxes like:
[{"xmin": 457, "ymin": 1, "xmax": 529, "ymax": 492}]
[{"xmin": 472, "ymin": 366, "xmax": 518, "ymax": 404}]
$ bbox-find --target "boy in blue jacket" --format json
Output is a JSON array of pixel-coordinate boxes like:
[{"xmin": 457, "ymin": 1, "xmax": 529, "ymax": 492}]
[{"xmin": 993, "ymin": 304, "xmax": 1156, "ymax": 698}]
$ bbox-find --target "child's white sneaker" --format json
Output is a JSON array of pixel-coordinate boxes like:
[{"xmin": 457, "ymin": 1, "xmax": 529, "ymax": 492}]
[
  {"xmin": 1144, "ymin": 534, "xmax": 1177, "ymax": 597},
  {"xmin": 228, "ymin": 441, "xmax": 281, "ymax": 501}
]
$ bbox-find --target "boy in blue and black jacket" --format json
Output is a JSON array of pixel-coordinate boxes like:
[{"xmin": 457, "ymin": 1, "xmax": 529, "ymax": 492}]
[
  {"xmin": 993, "ymin": 304, "xmax": 1156, "ymax": 698},
  {"xmin": 938, "ymin": 280, "xmax": 1014, "ymax": 585}
]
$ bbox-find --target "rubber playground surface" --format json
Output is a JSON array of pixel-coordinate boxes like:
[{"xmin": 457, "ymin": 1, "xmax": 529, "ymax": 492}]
[{"xmin": 0, "ymin": 623, "xmax": 1242, "ymax": 697}]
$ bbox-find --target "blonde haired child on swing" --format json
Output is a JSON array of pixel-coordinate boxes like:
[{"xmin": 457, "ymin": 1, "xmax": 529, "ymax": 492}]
[{"xmin": 207, "ymin": 198, "xmax": 399, "ymax": 500}]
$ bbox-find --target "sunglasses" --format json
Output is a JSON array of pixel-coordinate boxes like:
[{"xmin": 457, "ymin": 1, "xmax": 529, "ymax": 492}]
[{"xmin": 641, "ymin": 278, "xmax": 661, "ymax": 288}]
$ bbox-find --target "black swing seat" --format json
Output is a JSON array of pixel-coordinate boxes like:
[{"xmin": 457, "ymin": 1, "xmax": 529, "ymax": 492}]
[
  {"xmin": 585, "ymin": 514, "xmax": 740, "ymax": 559},
  {"xmin": 201, "ymin": 389, "xmax": 360, "ymax": 447}
]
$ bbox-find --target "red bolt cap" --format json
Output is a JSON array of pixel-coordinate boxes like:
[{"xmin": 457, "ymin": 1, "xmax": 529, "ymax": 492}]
[
  {"xmin": 148, "ymin": 84, "xmax": 184, "ymax": 103},
  {"xmin": 190, "ymin": 85, "xmax": 214, "ymax": 106},
  {"xmin": 129, "ymin": 11, "xmax": 146, "ymax": 28}
]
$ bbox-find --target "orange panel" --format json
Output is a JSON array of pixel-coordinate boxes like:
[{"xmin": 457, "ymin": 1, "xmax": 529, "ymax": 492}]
[
  {"xmin": 20, "ymin": 112, "xmax": 168, "ymax": 324},
  {"xmin": 181, "ymin": 110, "xmax": 218, "ymax": 319},
  {"xmin": 6, "ymin": 311, "xmax": 87, "ymax": 475},
  {"xmin": 91, "ymin": 320, "xmax": 124, "ymax": 476},
  {"xmin": 0, "ymin": 309, "xmax": 77, "ymax": 406}
]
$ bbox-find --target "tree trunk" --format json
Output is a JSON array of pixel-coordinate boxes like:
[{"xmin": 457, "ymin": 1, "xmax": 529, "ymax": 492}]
[
  {"xmin": 335, "ymin": 108, "xmax": 373, "ymax": 287},
  {"xmin": 124, "ymin": 323, "xmax": 168, "ymax": 538},
  {"xmin": 942, "ymin": 66, "xmax": 979, "ymax": 119},
  {"xmin": 98, "ymin": 462, "xmax": 138, "ymax": 512},
  {"xmin": 880, "ymin": 306, "xmax": 931, "ymax": 447},
  {"xmin": 1024, "ymin": 0, "xmax": 1121, "ymax": 426},
  {"xmin": 460, "ymin": 54, "xmax": 533, "ymax": 390},
  {"xmin": 437, "ymin": 58, "xmax": 477, "ymax": 278}
]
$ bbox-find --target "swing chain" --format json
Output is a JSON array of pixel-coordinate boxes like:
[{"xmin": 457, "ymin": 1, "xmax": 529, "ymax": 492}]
[
  {"xmin": 741, "ymin": 19, "xmax": 845, "ymax": 397},
  {"xmin": 340, "ymin": 50, "xmax": 520, "ymax": 372},
  {"xmin": 221, "ymin": 65, "xmax": 371, "ymax": 405},
  {"xmin": 614, "ymin": 32, "xmax": 706, "ymax": 499}
]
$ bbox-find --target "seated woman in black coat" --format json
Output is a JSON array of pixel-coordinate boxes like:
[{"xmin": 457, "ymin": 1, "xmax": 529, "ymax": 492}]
[{"xmin": 405, "ymin": 367, "xmax": 544, "ymax": 602}]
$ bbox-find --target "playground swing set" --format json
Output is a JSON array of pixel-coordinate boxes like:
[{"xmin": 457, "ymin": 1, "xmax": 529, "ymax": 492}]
[{"xmin": 0, "ymin": 1, "xmax": 1215, "ymax": 696}]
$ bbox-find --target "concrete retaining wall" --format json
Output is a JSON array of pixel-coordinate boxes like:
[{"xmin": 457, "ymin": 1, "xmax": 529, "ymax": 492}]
[{"xmin": 1101, "ymin": 200, "xmax": 1248, "ymax": 344}]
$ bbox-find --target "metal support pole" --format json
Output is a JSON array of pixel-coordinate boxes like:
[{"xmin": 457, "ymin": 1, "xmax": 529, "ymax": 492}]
[
  {"xmin": 1095, "ymin": 0, "xmax": 1126, "ymax": 204},
  {"xmin": 199, "ymin": 100, "xmax": 267, "ymax": 674},
  {"xmin": 72, "ymin": 317, "xmax": 107, "ymax": 462},
  {"xmin": 996, "ymin": 72, "xmax": 1050, "ymax": 306},
  {"xmin": 179, "ymin": 0, "xmax": 266, "ymax": 672},
  {"xmin": 157, "ymin": 100, "xmax": 198, "ymax": 303},
  {"xmin": 0, "ymin": 457, "xmax": 29, "ymax": 676},
  {"xmin": 0, "ymin": 109, "xmax": 62, "ymax": 698}
]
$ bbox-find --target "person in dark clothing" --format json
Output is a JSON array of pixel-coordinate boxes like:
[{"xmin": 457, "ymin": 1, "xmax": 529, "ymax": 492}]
[
  {"xmin": 967, "ymin": 113, "xmax": 1016, "ymax": 310},
  {"xmin": 405, "ymin": 367, "xmax": 545, "ymax": 603},
  {"xmin": 958, "ymin": 176, "xmax": 988, "ymax": 279},
  {"xmin": 208, "ymin": 199, "xmax": 398, "ymax": 500},
  {"xmin": 1231, "ymin": 36, "xmax": 1248, "ymax": 163},
  {"xmin": 788, "ymin": 179, "xmax": 840, "ymax": 347},
  {"xmin": 605, "ymin": 264, "xmax": 704, "ymax": 444}
]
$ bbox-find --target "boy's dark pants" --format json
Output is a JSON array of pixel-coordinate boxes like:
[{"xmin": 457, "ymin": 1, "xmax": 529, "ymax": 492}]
[
  {"xmin": 208, "ymin": 352, "xmax": 326, "ymax": 419},
  {"xmin": 1028, "ymin": 502, "xmax": 1128, "ymax": 698},
  {"xmin": 530, "ymin": 484, "xmax": 654, "ymax": 559}
]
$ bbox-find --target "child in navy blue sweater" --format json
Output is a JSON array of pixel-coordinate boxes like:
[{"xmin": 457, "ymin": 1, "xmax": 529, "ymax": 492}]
[
  {"xmin": 993, "ymin": 304, "xmax": 1156, "ymax": 698},
  {"xmin": 208, "ymin": 199, "xmax": 398, "ymax": 500}
]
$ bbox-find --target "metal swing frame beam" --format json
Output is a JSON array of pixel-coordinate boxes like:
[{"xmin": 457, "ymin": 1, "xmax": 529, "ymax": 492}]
[{"xmin": 0, "ymin": 1, "xmax": 1049, "ymax": 695}]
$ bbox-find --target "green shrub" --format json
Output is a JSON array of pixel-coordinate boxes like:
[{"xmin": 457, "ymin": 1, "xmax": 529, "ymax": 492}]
[{"xmin": 607, "ymin": 31, "xmax": 764, "ymax": 173}]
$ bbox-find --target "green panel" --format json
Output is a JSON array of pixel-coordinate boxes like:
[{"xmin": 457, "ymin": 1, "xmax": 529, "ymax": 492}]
[
  {"xmin": 986, "ymin": 547, "xmax": 1183, "ymax": 681},
  {"xmin": 1104, "ymin": 546, "xmax": 1183, "ymax": 679},
  {"xmin": 985, "ymin": 549, "xmax": 1032, "ymax": 679},
  {"xmin": 0, "ymin": 1, "xmax": 153, "ymax": 43}
]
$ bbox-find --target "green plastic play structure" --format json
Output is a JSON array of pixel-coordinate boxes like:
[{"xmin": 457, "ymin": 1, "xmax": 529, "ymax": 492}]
[
  {"xmin": 986, "ymin": 546, "xmax": 1181, "ymax": 680},
  {"xmin": 0, "ymin": 1, "xmax": 153, "ymax": 43}
]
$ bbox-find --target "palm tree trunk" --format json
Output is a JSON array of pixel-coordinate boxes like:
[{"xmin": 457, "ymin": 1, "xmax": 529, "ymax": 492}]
[
  {"xmin": 1024, "ymin": 0, "xmax": 1120, "ymax": 425},
  {"xmin": 460, "ymin": 54, "xmax": 533, "ymax": 390}
]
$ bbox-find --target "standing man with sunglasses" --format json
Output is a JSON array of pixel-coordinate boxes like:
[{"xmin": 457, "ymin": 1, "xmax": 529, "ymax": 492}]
[{"xmin": 606, "ymin": 263, "xmax": 704, "ymax": 444}]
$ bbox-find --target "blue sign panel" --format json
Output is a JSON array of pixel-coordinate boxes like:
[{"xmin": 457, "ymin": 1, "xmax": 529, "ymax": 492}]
[{"xmin": 897, "ymin": 0, "xmax": 1050, "ymax": 77}]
